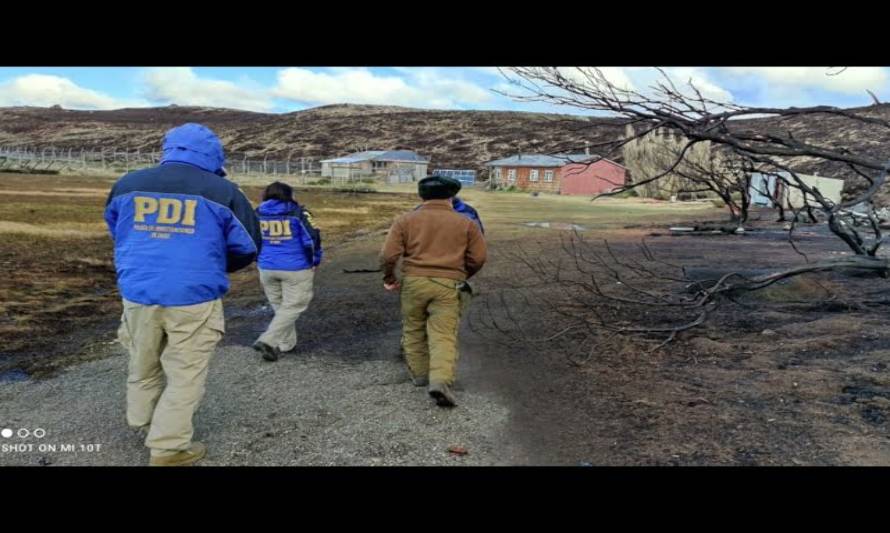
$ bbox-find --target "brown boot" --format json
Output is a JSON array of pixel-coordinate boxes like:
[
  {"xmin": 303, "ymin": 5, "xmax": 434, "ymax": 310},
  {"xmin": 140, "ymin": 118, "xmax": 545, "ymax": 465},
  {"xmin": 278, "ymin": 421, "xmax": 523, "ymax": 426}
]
[
  {"xmin": 428, "ymin": 382, "xmax": 457, "ymax": 407},
  {"xmin": 149, "ymin": 442, "xmax": 207, "ymax": 466}
]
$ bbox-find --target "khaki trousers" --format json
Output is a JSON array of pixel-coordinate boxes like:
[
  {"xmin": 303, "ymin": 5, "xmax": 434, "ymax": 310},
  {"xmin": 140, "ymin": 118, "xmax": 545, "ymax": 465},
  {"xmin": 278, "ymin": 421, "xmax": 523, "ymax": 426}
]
[
  {"xmin": 400, "ymin": 276, "xmax": 471, "ymax": 385},
  {"xmin": 257, "ymin": 269, "xmax": 315, "ymax": 352},
  {"xmin": 118, "ymin": 298, "xmax": 224, "ymax": 457}
]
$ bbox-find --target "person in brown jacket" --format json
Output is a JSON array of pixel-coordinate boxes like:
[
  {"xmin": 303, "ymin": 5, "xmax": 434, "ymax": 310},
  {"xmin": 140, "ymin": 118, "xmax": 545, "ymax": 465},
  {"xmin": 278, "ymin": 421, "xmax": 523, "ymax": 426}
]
[{"xmin": 380, "ymin": 175, "xmax": 487, "ymax": 407}]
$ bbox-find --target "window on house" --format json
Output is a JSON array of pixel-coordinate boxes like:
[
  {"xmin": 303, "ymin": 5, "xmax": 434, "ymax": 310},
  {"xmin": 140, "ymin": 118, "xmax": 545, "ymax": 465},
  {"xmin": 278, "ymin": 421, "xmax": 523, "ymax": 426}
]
[
  {"xmin": 529, "ymin": 169, "xmax": 539, "ymax": 182},
  {"xmin": 494, "ymin": 167, "xmax": 502, "ymax": 180},
  {"xmin": 507, "ymin": 169, "xmax": 516, "ymax": 183},
  {"xmin": 544, "ymin": 170, "xmax": 554, "ymax": 182}
]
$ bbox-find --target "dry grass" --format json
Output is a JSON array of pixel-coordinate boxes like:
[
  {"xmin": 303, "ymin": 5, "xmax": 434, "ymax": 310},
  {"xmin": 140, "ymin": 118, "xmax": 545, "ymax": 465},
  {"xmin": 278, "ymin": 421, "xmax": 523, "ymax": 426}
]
[
  {"xmin": 0, "ymin": 171, "xmax": 723, "ymax": 371},
  {"xmin": 0, "ymin": 189, "xmax": 108, "ymax": 197},
  {"xmin": 0, "ymin": 221, "xmax": 106, "ymax": 237},
  {"xmin": 0, "ymin": 173, "xmax": 416, "ymax": 360},
  {"xmin": 748, "ymin": 276, "xmax": 837, "ymax": 303}
]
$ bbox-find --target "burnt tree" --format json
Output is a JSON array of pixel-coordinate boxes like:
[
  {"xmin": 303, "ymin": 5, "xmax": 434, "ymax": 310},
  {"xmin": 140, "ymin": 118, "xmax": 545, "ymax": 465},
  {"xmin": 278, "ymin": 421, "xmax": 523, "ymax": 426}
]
[{"xmin": 478, "ymin": 67, "xmax": 890, "ymax": 351}]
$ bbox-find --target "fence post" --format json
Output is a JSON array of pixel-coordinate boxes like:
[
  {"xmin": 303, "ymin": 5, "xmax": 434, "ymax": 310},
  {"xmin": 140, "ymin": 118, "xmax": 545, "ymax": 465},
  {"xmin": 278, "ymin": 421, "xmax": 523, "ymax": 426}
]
[
  {"xmin": 242, "ymin": 155, "xmax": 247, "ymax": 175},
  {"xmin": 286, "ymin": 154, "xmax": 291, "ymax": 176},
  {"xmin": 262, "ymin": 154, "xmax": 268, "ymax": 174}
]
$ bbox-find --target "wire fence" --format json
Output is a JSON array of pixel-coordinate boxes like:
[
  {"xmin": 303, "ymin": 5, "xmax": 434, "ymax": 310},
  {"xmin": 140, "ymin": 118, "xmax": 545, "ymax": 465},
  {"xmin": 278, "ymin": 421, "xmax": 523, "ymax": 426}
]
[
  {"xmin": 0, "ymin": 145, "xmax": 325, "ymax": 179},
  {"xmin": 0, "ymin": 145, "xmax": 489, "ymax": 191}
]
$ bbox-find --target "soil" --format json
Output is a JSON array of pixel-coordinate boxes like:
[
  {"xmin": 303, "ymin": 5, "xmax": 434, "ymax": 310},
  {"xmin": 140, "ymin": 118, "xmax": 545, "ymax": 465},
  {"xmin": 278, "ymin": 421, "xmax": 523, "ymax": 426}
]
[
  {"xmin": 2, "ymin": 174, "xmax": 890, "ymax": 465},
  {"xmin": 464, "ymin": 215, "xmax": 890, "ymax": 465}
]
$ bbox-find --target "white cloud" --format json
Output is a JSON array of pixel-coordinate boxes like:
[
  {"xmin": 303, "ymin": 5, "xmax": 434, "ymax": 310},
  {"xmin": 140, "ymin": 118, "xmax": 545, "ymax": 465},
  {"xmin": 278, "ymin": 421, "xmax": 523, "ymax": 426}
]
[
  {"xmin": 725, "ymin": 67, "xmax": 888, "ymax": 94},
  {"xmin": 660, "ymin": 67, "xmax": 734, "ymax": 102},
  {"xmin": 273, "ymin": 68, "xmax": 416, "ymax": 106},
  {"xmin": 582, "ymin": 67, "xmax": 637, "ymax": 92},
  {"xmin": 512, "ymin": 67, "xmax": 637, "ymax": 92},
  {"xmin": 496, "ymin": 67, "xmax": 731, "ymax": 113},
  {"xmin": 272, "ymin": 67, "xmax": 492, "ymax": 109},
  {"xmin": 142, "ymin": 67, "xmax": 273, "ymax": 112},
  {"xmin": 408, "ymin": 68, "xmax": 493, "ymax": 104},
  {"xmin": 0, "ymin": 74, "xmax": 134, "ymax": 109},
  {"xmin": 565, "ymin": 67, "xmax": 734, "ymax": 105}
]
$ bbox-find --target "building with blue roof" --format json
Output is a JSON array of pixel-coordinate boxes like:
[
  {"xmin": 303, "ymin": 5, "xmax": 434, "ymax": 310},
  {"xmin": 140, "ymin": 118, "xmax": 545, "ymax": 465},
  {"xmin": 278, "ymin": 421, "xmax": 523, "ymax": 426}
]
[{"xmin": 320, "ymin": 150, "xmax": 429, "ymax": 182}]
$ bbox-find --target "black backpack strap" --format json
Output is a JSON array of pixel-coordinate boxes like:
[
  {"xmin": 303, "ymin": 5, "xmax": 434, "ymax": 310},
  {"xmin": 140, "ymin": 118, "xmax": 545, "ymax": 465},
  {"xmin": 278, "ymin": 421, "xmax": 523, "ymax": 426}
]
[{"xmin": 291, "ymin": 207, "xmax": 322, "ymax": 250}]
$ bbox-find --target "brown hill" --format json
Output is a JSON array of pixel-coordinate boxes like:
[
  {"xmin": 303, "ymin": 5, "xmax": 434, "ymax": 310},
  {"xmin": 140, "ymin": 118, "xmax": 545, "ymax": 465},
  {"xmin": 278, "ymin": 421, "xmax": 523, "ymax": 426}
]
[
  {"xmin": 1, "ymin": 103, "xmax": 888, "ymax": 198},
  {"xmin": 0, "ymin": 104, "xmax": 624, "ymax": 169}
]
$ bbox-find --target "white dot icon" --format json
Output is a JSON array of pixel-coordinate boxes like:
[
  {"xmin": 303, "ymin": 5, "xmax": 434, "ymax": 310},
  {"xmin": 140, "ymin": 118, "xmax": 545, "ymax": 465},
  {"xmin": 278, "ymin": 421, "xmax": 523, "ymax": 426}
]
[{"xmin": 1, "ymin": 428, "xmax": 12, "ymax": 438}]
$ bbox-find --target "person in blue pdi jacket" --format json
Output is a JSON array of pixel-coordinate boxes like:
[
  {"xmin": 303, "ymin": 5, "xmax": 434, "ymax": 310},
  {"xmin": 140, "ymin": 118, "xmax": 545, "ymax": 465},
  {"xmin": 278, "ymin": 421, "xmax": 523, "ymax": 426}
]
[
  {"xmin": 451, "ymin": 196, "xmax": 484, "ymax": 234},
  {"xmin": 104, "ymin": 123, "xmax": 262, "ymax": 467},
  {"xmin": 415, "ymin": 195, "xmax": 485, "ymax": 234},
  {"xmin": 252, "ymin": 181, "xmax": 323, "ymax": 362}
]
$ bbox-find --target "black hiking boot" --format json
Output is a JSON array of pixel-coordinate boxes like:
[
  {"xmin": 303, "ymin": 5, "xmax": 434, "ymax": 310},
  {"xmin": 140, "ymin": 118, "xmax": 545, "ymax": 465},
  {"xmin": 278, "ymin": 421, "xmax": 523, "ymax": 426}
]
[
  {"xmin": 428, "ymin": 382, "xmax": 457, "ymax": 408},
  {"xmin": 253, "ymin": 341, "xmax": 280, "ymax": 362}
]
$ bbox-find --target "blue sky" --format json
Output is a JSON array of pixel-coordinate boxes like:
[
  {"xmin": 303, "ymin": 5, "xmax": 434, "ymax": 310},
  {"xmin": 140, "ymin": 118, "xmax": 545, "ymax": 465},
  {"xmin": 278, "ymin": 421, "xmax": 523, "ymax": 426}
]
[{"xmin": 0, "ymin": 67, "xmax": 886, "ymax": 115}]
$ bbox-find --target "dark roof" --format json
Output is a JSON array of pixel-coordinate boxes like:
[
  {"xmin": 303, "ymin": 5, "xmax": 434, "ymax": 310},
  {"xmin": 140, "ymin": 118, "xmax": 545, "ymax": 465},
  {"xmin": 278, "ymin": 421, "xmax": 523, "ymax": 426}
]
[
  {"xmin": 486, "ymin": 153, "xmax": 625, "ymax": 168},
  {"xmin": 321, "ymin": 150, "xmax": 428, "ymax": 164}
]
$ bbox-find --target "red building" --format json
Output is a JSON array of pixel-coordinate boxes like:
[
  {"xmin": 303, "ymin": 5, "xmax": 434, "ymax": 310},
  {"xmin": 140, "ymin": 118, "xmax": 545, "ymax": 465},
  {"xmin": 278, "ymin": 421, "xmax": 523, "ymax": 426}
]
[{"xmin": 486, "ymin": 153, "xmax": 626, "ymax": 195}]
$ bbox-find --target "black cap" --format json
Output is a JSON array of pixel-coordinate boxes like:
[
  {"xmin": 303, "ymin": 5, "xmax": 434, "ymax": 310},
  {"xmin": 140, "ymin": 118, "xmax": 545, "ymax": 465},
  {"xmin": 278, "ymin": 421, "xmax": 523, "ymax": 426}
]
[{"xmin": 418, "ymin": 175, "xmax": 462, "ymax": 200}]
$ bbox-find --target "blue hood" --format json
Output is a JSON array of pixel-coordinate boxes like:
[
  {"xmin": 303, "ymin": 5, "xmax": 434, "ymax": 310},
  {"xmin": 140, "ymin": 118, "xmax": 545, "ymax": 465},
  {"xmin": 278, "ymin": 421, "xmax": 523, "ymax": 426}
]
[
  {"xmin": 256, "ymin": 198, "xmax": 322, "ymax": 271},
  {"xmin": 160, "ymin": 123, "xmax": 226, "ymax": 176},
  {"xmin": 258, "ymin": 199, "xmax": 299, "ymax": 216}
]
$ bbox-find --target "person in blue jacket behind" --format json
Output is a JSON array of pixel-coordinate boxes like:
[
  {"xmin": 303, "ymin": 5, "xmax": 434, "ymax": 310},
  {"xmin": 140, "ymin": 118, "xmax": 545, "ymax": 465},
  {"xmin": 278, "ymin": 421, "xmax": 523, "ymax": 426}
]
[
  {"xmin": 104, "ymin": 123, "xmax": 261, "ymax": 466},
  {"xmin": 252, "ymin": 181, "xmax": 323, "ymax": 362},
  {"xmin": 413, "ymin": 194, "xmax": 485, "ymax": 234},
  {"xmin": 452, "ymin": 196, "xmax": 484, "ymax": 234}
]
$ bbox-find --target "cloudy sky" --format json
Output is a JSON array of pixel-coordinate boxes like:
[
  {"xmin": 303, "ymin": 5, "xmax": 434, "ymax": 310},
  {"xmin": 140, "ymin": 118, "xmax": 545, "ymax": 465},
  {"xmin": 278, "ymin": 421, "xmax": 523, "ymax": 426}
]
[{"xmin": 0, "ymin": 67, "xmax": 885, "ymax": 115}]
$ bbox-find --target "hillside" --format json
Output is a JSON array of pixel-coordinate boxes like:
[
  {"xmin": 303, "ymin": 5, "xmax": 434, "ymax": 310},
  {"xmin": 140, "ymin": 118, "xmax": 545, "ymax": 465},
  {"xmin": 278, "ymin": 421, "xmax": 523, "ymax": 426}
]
[
  {"xmin": 1, "ymin": 102, "xmax": 889, "ymax": 198},
  {"xmin": 0, "ymin": 104, "xmax": 625, "ymax": 169}
]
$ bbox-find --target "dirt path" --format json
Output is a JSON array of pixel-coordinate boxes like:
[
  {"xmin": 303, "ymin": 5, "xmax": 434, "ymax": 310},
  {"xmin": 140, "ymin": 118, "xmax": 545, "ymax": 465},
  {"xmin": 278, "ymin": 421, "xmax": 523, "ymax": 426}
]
[{"xmin": 0, "ymin": 235, "xmax": 526, "ymax": 466}]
